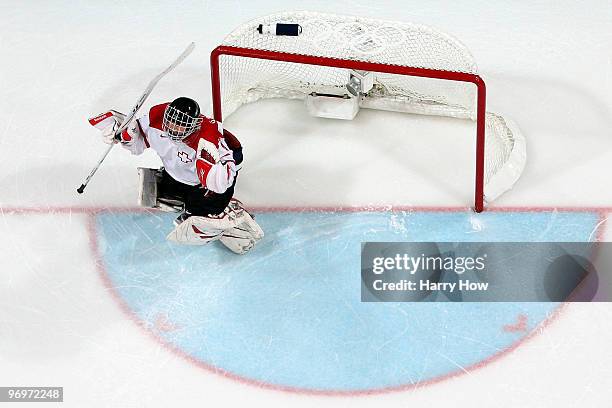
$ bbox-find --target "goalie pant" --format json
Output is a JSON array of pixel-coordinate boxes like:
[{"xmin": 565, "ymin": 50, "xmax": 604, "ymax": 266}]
[
  {"xmin": 157, "ymin": 168, "xmax": 235, "ymax": 216},
  {"xmin": 167, "ymin": 198, "xmax": 264, "ymax": 255}
]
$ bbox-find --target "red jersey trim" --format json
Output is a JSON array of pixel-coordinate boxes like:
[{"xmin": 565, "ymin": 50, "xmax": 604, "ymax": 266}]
[
  {"xmin": 183, "ymin": 119, "xmax": 221, "ymax": 151},
  {"xmin": 136, "ymin": 119, "xmax": 150, "ymax": 148},
  {"xmin": 223, "ymin": 129, "xmax": 242, "ymax": 149},
  {"xmin": 148, "ymin": 103, "xmax": 168, "ymax": 131},
  {"xmin": 183, "ymin": 132, "xmax": 202, "ymax": 151}
]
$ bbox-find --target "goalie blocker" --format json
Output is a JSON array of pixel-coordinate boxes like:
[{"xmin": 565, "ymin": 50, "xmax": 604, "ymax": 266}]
[{"xmin": 138, "ymin": 167, "xmax": 263, "ymax": 255}]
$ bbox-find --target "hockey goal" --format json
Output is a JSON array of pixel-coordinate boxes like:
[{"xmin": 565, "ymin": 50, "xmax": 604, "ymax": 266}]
[{"xmin": 210, "ymin": 11, "xmax": 526, "ymax": 212}]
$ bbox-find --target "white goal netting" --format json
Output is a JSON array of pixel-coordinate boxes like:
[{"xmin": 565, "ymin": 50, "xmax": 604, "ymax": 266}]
[{"xmin": 216, "ymin": 11, "xmax": 526, "ymax": 203}]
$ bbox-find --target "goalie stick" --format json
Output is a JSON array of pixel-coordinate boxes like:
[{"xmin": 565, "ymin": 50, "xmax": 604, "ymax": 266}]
[{"xmin": 76, "ymin": 42, "xmax": 196, "ymax": 194}]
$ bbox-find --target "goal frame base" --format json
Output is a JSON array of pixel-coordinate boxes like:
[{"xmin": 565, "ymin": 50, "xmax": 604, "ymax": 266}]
[{"xmin": 210, "ymin": 45, "xmax": 487, "ymax": 213}]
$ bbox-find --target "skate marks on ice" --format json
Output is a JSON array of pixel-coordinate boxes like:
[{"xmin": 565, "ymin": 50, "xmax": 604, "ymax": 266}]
[{"xmin": 93, "ymin": 209, "xmax": 601, "ymax": 394}]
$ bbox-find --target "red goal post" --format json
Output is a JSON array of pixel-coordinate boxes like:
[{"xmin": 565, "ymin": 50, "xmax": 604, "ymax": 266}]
[
  {"xmin": 208, "ymin": 11, "xmax": 525, "ymax": 213},
  {"xmin": 210, "ymin": 45, "xmax": 487, "ymax": 212}
]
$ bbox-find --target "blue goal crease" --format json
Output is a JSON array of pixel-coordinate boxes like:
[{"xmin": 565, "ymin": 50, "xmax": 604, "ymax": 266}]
[{"xmin": 95, "ymin": 210, "xmax": 599, "ymax": 391}]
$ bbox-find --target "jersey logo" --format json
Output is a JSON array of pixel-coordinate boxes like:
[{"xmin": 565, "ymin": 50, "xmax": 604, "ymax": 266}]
[{"xmin": 177, "ymin": 151, "xmax": 193, "ymax": 163}]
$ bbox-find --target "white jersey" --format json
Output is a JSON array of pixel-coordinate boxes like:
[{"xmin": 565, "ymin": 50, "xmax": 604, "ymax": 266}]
[{"xmin": 118, "ymin": 103, "xmax": 241, "ymax": 193}]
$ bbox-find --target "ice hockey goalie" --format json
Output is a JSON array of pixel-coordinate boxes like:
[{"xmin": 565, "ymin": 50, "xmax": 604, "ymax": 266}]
[{"xmin": 89, "ymin": 97, "xmax": 263, "ymax": 255}]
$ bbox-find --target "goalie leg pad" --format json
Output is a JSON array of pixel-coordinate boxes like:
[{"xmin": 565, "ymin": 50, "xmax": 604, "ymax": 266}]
[
  {"xmin": 138, "ymin": 167, "xmax": 160, "ymax": 208},
  {"xmin": 219, "ymin": 200, "xmax": 264, "ymax": 254},
  {"xmin": 227, "ymin": 198, "xmax": 264, "ymax": 239},
  {"xmin": 166, "ymin": 215, "xmax": 226, "ymax": 245},
  {"xmin": 167, "ymin": 198, "xmax": 264, "ymax": 251},
  {"xmin": 166, "ymin": 202, "xmax": 252, "ymax": 245},
  {"xmin": 219, "ymin": 214, "xmax": 264, "ymax": 254},
  {"xmin": 219, "ymin": 227, "xmax": 258, "ymax": 255},
  {"xmin": 138, "ymin": 168, "xmax": 184, "ymax": 212}
]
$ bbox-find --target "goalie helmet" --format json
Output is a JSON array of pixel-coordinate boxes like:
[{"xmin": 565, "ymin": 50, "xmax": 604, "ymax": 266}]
[{"xmin": 162, "ymin": 97, "xmax": 203, "ymax": 141}]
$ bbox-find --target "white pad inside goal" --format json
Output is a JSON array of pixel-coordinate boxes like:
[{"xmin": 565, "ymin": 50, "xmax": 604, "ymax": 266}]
[{"xmin": 305, "ymin": 92, "xmax": 360, "ymax": 120}]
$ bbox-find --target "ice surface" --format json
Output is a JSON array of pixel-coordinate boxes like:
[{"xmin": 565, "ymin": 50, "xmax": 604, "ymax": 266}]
[{"xmin": 1, "ymin": 1, "xmax": 612, "ymax": 407}]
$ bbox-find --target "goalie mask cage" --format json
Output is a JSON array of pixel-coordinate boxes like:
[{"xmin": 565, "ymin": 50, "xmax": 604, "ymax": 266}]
[{"xmin": 210, "ymin": 11, "xmax": 526, "ymax": 212}]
